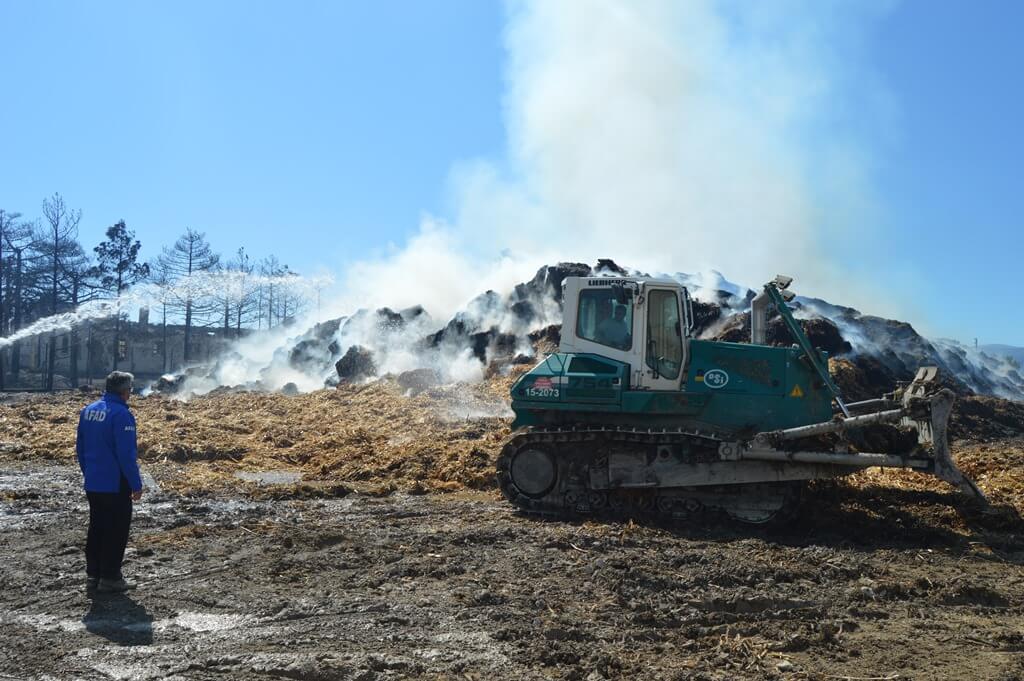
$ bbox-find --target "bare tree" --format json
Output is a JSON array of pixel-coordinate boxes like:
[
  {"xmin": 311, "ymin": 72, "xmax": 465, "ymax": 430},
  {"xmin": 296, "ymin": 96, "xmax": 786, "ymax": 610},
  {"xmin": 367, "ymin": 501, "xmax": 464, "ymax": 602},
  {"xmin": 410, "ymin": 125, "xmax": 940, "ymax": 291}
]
[
  {"xmin": 156, "ymin": 229, "xmax": 219, "ymax": 363},
  {"xmin": 147, "ymin": 259, "xmax": 175, "ymax": 373},
  {"xmin": 258, "ymin": 255, "xmax": 282, "ymax": 329},
  {"xmin": 215, "ymin": 247, "xmax": 259, "ymax": 337},
  {"xmin": 276, "ymin": 266, "xmax": 306, "ymax": 325},
  {"xmin": 59, "ymin": 244, "xmax": 101, "ymax": 385},
  {"xmin": 2, "ymin": 220, "xmax": 37, "ymax": 384},
  {"xmin": 0, "ymin": 210, "xmax": 30, "ymax": 388},
  {"xmin": 38, "ymin": 193, "xmax": 81, "ymax": 390},
  {"xmin": 0, "ymin": 210, "xmax": 19, "ymax": 337},
  {"xmin": 257, "ymin": 256, "xmax": 305, "ymax": 329}
]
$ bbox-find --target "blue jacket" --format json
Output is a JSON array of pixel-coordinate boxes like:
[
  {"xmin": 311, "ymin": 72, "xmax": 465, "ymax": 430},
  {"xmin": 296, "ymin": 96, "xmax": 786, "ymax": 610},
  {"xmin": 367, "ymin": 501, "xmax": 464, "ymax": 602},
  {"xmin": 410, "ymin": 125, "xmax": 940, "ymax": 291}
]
[{"xmin": 76, "ymin": 392, "xmax": 142, "ymax": 493}]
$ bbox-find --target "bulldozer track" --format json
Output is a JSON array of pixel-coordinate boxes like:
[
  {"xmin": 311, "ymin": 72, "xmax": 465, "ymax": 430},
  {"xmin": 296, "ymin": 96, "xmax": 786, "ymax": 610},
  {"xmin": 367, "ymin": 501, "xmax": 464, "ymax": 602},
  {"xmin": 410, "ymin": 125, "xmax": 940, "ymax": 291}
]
[{"xmin": 496, "ymin": 426, "xmax": 802, "ymax": 525}]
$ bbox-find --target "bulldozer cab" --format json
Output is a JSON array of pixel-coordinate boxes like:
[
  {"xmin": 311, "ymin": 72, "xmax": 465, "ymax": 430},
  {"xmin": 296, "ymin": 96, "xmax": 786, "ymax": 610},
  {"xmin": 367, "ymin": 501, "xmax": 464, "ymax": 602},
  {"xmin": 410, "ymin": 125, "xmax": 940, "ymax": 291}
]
[{"xmin": 560, "ymin": 278, "xmax": 694, "ymax": 391}]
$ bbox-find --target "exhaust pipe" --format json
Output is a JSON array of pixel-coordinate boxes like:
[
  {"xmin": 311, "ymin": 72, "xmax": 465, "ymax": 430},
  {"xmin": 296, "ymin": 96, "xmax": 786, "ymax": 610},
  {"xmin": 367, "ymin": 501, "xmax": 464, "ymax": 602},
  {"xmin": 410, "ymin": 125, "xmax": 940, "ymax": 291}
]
[
  {"xmin": 751, "ymin": 275, "xmax": 793, "ymax": 345},
  {"xmin": 750, "ymin": 290, "xmax": 770, "ymax": 345}
]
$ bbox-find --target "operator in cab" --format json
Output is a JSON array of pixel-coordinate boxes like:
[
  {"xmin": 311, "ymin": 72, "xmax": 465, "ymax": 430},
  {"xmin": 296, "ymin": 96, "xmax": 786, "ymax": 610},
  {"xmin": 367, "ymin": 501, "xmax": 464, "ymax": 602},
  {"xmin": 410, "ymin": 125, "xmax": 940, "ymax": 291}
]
[
  {"xmin": 76, "ymin": 371, "xmax": 143, "ymax": 594},
  {"xmin": 596, "ymin": 303, "xmax": 631, "ymax": 349}
]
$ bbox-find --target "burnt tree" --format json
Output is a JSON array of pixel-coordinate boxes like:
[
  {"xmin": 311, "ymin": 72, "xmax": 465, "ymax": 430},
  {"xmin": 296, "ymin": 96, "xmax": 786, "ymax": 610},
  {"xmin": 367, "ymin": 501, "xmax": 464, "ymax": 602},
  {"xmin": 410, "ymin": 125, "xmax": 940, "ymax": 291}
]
[
  {"xmin": 95, "ymin": 220, "xmax": 149, "ymax": 370},
  {"xmin": 38, "ymin": 193, "xmax": 81, "ymax": 390}
]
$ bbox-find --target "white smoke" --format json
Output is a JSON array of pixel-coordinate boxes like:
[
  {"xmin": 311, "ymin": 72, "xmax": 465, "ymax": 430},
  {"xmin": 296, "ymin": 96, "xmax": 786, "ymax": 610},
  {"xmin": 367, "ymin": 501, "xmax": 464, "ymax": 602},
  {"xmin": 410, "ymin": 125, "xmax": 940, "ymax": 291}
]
[
  {"xmin": 158, "ymin": 0, "xmax": 902, "ymax": 396},
  {"xmin": 184, "ymin": 324, "xmax": 328, "ymax": 396},
  {"xmin": 343, "ymin": 0, "xmax": 897, "ymax": 319},
  {"xmin": 327, "ymin": 221, "xmax": 550, "ymax": 324},
  {"xmin": 931, "ymin": 338, "xmax": 1024, "ymax": 401}
]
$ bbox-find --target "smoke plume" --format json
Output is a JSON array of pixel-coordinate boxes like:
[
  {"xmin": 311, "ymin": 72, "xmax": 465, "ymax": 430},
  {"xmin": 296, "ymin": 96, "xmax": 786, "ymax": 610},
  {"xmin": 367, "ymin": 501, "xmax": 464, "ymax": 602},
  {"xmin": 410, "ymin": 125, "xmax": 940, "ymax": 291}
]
[{"xmin": 348, "ymin": 0, "xmax": 893, "ymax": 319}]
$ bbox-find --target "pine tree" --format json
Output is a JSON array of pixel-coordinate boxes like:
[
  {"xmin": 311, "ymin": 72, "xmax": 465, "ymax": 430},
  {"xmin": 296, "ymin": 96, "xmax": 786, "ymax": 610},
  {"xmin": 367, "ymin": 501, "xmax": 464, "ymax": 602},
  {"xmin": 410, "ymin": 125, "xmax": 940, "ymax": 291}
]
[{"xmin": 95, "ymin": 220, "xmax": 149, "ymax": 370}]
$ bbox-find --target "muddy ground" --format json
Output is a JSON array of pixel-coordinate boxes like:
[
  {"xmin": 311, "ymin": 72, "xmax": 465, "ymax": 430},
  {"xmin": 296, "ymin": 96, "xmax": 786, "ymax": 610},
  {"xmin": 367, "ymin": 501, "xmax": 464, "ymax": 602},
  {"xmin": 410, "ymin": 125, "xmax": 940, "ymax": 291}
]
[{"xmin": 3, "ymin": 458, "xmax": 1024, "ymax": 681}]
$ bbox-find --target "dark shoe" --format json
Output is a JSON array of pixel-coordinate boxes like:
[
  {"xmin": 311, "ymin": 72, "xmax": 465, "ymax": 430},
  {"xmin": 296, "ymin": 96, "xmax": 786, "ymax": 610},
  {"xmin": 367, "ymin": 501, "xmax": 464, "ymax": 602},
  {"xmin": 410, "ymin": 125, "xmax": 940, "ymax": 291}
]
[{"xmin": 97, "ymin": 577, "xmax": 131, "ymax": 593}]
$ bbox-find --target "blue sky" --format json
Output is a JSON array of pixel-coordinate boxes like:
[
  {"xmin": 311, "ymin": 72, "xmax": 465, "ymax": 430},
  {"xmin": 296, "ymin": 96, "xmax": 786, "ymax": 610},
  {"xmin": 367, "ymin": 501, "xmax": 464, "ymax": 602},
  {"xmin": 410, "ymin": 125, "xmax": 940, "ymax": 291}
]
[
  {"xmin": 0, "ymin": 1, "xmax": 505, "ymax": 266},
  {"xmin": 871, "ymin": 1, "xmax": 1023, "ymax": 345},
  {"xmin": 0, "ymin": 1, "xmax": 1021, "ymax": 344}
]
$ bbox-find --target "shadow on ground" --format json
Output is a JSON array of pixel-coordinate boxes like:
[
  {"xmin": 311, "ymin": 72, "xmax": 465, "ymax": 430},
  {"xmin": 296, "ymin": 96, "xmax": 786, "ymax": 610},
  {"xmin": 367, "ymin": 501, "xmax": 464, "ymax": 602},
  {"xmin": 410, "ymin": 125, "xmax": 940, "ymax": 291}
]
[
  {"xmin": 515, "ymin": 481, "xmax": 1024, "ymax": 562},
  {"xmin": 83, "ymin": 592, "xmax": 154, "ymax": 646}
]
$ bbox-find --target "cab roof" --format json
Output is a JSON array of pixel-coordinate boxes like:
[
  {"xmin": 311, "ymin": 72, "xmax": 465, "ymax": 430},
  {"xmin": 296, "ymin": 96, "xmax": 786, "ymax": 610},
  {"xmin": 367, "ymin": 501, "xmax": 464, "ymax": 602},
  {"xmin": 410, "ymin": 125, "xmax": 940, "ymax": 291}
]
[{"xmin": 566, "ymin": 276, "xmax": 684, "ymax": 288}]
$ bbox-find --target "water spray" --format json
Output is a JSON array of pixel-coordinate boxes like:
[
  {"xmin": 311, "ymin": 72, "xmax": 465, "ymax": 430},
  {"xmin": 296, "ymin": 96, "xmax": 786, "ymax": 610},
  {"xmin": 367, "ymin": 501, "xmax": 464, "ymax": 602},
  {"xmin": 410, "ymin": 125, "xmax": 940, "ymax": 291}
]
[{"xmin": 0, "ymin": 271, "xmax": 334, "ymax": 349}]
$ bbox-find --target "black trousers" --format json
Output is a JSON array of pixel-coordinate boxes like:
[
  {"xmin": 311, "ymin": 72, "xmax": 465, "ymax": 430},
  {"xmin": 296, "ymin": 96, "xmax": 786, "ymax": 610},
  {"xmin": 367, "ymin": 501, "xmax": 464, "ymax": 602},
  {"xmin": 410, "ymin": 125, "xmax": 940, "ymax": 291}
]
[{"xmin": 85, "ymin": 482, "xmax": 133, "ymax": 580}]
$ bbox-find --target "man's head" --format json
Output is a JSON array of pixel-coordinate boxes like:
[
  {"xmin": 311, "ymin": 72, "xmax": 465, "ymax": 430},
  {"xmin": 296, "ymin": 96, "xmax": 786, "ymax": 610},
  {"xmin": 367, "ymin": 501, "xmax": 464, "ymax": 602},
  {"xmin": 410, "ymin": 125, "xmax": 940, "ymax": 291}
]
[
  {"xmin": 613, "ymin": 305, "xmax": 627, "ymax": 321},
  {"xmin": 105, "ymin": 371, "xmax": 134, "ymax": 400}
]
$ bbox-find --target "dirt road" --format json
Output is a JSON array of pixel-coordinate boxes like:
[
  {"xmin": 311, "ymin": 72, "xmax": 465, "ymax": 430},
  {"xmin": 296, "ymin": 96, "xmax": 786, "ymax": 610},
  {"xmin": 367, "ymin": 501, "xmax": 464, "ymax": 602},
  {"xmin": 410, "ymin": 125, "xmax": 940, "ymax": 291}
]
[{"xmin": 2, "ymin": 461, "xmax": 1023, "ymax": 681}]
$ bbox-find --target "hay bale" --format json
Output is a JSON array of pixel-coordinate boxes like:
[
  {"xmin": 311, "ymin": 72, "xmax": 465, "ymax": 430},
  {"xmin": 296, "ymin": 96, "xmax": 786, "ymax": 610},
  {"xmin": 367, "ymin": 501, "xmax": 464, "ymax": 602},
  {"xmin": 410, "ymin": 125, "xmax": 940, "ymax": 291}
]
[{"xmin": 335, "ymin": 345, "xmax": 376, "ymax": 382}]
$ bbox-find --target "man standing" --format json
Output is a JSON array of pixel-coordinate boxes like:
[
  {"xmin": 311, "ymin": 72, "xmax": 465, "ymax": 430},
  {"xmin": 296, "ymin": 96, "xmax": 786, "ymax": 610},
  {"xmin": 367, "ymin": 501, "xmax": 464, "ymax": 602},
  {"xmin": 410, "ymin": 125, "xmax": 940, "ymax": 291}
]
[{"xmin": 76, "ymin": 371, "xmax": 143, "ymax": 593}]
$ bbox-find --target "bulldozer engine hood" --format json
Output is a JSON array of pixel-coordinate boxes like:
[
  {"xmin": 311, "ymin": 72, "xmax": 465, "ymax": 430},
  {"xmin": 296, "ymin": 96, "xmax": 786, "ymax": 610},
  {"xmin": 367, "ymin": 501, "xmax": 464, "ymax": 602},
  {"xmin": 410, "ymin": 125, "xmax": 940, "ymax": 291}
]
[{"xmin": 510, "ymin": 344, "xmax": 833, "ymax": 434}]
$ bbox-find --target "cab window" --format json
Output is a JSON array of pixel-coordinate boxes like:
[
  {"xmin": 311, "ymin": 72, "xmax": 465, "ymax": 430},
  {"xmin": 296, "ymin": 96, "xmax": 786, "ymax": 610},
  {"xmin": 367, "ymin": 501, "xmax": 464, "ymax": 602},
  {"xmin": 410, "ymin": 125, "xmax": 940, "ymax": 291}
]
[
  {"xmin": 576, "ymin": 289, "xmax": 633, "ymax": 350},
  {"xmin": 646, "ymin": 289, "xmax": 682, "ymax": 379}
]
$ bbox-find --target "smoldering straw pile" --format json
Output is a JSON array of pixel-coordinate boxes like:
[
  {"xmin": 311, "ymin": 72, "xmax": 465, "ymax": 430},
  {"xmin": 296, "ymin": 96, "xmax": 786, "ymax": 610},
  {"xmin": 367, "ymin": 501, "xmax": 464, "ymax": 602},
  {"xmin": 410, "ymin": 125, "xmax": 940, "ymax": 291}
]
[
  {"xmin": 0, "ymin": 374, "xmax": 520, "ymax": 498},
  {"xmin": 1, "ymin": 369, "xmax": 1024, "ymax": 529}
]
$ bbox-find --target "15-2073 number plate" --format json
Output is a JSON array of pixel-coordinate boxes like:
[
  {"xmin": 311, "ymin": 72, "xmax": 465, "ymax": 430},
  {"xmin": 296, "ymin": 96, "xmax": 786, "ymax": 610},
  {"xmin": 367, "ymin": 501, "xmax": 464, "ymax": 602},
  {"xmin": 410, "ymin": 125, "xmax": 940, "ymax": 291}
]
[{"xmin": 526, "ymin": 387, "xmax": 559, "ymax": 398}]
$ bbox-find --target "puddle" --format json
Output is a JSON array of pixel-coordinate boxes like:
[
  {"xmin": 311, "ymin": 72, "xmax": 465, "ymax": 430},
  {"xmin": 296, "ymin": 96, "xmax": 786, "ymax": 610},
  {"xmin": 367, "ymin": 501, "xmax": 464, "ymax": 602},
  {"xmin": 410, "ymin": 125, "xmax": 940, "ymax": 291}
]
[
  {"xmin": 140, "ymin": 472, "xmax": 161, "ymax": 493},
  {"xmin": 13, "ymin": 610, "xmax": 254, "ymax": 635},
  {"xmin": 423, "ymin": 630, "xmax": 512, "ymax": 665},
  {"xmin": 169, "ymin": 611, "xmax": 254, "ymax": 632},
  {"xmin": 0, "ymin": 468, "xmax": 62, "ymax": 492},
  {"xmin": 12, "ymin": 613, "xmax": 83, "ymax": 633},
  {"xmin": 0, "ymin": 467, "xmax": 84, "ymax": 530},
  {"xmin": 91, "ymin": 661, "xmax": 163, "ymax": 681},
  {"xmin": 234, "ymin": 470, "xmax": 303, "ymax": 485}
]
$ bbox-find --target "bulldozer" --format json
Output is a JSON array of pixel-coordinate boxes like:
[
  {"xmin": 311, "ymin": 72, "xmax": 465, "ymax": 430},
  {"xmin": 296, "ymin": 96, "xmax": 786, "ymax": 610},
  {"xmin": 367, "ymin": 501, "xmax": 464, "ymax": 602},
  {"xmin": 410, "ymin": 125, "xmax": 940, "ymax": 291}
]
[{"xmin": 497, "ymin": 275, "xmax": 986, "ymax": 523}]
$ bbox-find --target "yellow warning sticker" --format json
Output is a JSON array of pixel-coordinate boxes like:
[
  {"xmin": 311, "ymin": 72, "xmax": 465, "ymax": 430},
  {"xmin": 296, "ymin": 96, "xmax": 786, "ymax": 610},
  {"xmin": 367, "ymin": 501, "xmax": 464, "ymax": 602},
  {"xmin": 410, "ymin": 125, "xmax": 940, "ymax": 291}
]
[{"xmin": 790, "ymin": 384, "xmax": 804, "ymax": 398}]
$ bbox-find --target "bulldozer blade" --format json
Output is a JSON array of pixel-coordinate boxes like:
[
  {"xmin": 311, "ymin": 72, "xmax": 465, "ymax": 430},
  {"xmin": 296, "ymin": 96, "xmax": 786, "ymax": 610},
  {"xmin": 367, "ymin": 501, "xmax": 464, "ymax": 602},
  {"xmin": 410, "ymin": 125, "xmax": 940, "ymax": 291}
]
[
  {"xmin": 744, "ymin": 385, "xmax": 988, "ymax": 505},
  {"xmin": 901, "ymin": 370, "xmax": 987, "ymax": 503},
  {"xmin": 917, "ymin": 389, "xmax": 988, "ymax": 504}
]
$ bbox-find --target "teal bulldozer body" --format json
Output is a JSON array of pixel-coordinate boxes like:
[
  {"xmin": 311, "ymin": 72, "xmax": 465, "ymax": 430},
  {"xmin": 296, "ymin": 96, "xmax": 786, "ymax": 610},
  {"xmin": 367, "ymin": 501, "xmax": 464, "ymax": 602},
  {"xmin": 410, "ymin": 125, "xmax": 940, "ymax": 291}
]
[
  {"xmin": 510, "ymin": 339, "xmax": 832, "ymax": 434},
  {"xmin": 497, "ymin": 275, "xmax": 985, "ymax": 523}
]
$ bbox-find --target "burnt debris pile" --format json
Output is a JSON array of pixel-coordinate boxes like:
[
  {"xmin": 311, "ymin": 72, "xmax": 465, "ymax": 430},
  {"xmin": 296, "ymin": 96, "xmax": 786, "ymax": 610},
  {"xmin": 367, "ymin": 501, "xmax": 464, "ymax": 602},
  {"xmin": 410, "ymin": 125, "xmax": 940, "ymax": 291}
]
[{"xmin": 149, "ymin": 259, "xmax": 1024, "ymax": 405}]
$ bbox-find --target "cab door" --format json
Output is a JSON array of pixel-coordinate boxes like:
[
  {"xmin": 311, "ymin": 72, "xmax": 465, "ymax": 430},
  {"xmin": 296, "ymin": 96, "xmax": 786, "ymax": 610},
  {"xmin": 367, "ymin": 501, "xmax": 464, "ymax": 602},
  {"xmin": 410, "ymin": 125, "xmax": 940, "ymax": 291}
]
[
  {"xmin": 638, "ymin": 286, "xmax": 686, "ymax": 391},
  {"xmin": 560, "ymin": 279, "xmax": 642, "ymax": 371}
]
